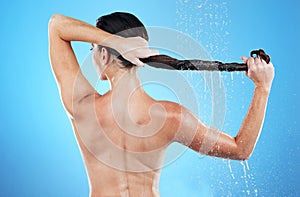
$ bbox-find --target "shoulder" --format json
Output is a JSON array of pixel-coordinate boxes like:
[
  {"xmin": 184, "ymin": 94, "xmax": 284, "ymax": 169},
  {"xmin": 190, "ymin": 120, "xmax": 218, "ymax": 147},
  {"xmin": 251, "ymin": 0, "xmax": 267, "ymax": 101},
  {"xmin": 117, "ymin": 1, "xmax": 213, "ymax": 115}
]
[
  {"xmin": 157, "ymin": 100, "xmax": 190, "ymax": 118},
  {"xmin": 157, "ymin": 100, "xmax": 202, "ymax": 131},
  {"xmin": 155, "ymin": 100, "xmax": 190, "ymax": 130}
]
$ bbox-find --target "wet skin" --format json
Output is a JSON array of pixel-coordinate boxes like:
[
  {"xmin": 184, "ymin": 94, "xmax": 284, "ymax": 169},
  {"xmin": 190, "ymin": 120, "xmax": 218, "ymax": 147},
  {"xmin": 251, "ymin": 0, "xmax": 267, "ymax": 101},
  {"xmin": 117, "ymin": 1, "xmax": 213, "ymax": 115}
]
[{"xmin": 48, "ymin": 14, "xmax": 274, "ymax": 196}]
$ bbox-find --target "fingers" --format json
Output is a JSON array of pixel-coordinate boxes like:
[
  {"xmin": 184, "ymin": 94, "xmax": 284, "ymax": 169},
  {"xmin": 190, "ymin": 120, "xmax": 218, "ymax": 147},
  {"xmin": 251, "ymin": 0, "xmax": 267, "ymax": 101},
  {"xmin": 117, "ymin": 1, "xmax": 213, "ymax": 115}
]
[
  {"xmin": 247, "ymin": 57, "xmax": 255, "ymax": 69},
  {"xmin": 241, "ymin": 57, "xmax": 248, "ymax": 76},
  {"xmin": 254, "ymin": 57, "xmax": 262, "ymax": 65},
  {"xmin": 121, "ymin": 36, "xmax": 160, "ymax": 66},
  {"xmin": 149, "ymin": 49, "xmax": 159, "ymax": 56},
  {"xmin": 242, "ymin": 54, "xmax": 274, "ymax": 88},
  {"xmin": 138, "ymin": 48, "xmax": 159, "ymax": 58},
  {"xmin": 242, "ymin": 56, "xmax": 262, "ymax": 65},
  {"xmin": 245, "ymin": 57, "xmax": 255, "ymax": 78},
  {"xmin": 131, "ymin": 48, "xmax": 159, "ymax": 66},
  {"xmin": 241, "ymin": 56, "xmax": 247, "ymax": 63},
  {"xmin": 132, "ymin": 58, "xmax": 145, "ymax": 67}
]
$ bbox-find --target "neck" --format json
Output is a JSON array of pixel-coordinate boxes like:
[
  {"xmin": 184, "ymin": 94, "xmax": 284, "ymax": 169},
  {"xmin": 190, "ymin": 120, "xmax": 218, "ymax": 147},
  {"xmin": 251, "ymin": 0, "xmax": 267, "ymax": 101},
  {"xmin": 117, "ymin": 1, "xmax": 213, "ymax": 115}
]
[{"xmin": 107, "ymin": 67, "xmax": 143, "ymax": 94}]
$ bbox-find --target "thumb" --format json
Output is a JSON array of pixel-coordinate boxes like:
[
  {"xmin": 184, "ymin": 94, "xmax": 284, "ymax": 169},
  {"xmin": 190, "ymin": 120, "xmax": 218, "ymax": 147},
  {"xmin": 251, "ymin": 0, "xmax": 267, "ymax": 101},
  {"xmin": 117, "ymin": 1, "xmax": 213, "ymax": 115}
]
[{"xmin": 241, "ymin": 56, "xmax": 247, "ymax": 63}]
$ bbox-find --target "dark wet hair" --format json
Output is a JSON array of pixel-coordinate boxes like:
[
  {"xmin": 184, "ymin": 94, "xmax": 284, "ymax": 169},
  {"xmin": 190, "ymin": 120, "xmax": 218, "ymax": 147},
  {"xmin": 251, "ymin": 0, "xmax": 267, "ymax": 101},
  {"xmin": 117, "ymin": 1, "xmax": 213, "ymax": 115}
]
[{"xmin": 96, "ymin": 12, "xmax": 149, "ymax": 67}]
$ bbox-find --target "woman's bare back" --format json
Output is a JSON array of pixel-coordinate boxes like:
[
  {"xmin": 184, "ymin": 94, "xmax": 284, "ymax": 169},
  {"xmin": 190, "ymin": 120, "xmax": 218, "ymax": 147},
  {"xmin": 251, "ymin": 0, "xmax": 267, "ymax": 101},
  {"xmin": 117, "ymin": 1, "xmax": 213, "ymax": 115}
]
[{"xmin": 71, "ymin": 90, "xmax": 178, "ymax": 196}]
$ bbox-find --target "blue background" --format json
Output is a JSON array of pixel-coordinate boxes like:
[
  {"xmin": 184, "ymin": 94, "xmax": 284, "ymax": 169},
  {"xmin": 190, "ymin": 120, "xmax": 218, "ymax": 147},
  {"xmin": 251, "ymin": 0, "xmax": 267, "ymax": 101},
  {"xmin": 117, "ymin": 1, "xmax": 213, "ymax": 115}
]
[{"xmin": 0, "ymin": 0, "xmax": 299, "ymax": 196}]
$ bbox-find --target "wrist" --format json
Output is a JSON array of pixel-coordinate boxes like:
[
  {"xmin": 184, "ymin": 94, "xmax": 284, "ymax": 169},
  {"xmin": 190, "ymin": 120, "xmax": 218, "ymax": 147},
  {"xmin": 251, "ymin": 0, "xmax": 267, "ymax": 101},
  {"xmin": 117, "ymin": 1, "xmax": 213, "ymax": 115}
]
[
  {"xmin": 254, "ymin": 85, "xmax": 271, "ymax": 95},
  {"xmin": 101, "ymin": 34, "xmax": 123, "ymax": 51}
]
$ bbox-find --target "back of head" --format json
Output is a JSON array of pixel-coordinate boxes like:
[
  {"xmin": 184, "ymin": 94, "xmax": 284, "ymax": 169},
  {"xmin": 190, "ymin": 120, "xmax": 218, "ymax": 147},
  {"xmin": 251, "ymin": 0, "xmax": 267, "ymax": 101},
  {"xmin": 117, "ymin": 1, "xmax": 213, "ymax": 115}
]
[{"xmin": 96, "ymin": 12, "xmax": 148, "ymax": 67}]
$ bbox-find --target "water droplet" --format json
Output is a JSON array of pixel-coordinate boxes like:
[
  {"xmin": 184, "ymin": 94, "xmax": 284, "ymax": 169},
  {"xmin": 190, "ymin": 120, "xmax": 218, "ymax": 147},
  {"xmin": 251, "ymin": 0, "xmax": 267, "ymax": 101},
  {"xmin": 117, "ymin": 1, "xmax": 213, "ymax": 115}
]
[
  {"xmin": 227, "ymin": 160, "xmax": 235, "ymax": 179},
  {"xmin": 245, "ymin": 160, "xmax": 250, "ymax": 170}
]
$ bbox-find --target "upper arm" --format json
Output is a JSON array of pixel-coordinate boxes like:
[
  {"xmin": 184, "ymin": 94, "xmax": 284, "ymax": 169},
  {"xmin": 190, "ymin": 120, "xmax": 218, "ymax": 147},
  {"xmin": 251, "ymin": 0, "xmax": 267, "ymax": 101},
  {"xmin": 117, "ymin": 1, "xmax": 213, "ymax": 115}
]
[
  {"xmin": 48, "ymin": 17, "xmax": 97, "ymax": 116},
  {"xmin": 170, "ymin": 104, "xmax": 244, "ymax": 160}
]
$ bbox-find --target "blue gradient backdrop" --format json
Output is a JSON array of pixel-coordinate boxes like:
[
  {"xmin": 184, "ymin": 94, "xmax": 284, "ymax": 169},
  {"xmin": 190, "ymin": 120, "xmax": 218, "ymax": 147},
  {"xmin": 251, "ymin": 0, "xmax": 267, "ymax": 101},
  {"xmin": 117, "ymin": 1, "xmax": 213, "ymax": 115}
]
[{"xmin": 0, "ymin": 0, "xmax": 299, "ymax": 196}]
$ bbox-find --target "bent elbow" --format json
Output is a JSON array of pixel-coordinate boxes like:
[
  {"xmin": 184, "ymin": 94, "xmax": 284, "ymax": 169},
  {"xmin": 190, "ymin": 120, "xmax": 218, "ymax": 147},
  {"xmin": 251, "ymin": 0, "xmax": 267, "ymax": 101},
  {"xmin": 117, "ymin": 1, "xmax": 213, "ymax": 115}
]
[
  {"xmin": 236, "ymin": 154, "xmax": 250, "ymax": 161},
  {"xmin": 235, "ymin": 150, "xmax": 252, "ymax": 161},
  {"xmin": 48, "ymin": 14, "xmax": 63, "ymax": 32}
]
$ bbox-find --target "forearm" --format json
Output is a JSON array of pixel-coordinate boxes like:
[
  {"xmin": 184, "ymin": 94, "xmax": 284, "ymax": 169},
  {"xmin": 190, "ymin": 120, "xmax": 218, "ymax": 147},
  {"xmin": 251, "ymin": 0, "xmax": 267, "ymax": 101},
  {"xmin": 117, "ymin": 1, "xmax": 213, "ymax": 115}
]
[
  {"xmin": 48, "ymin": 14, "xmax": 119, "ymax": 48},
  {"xmin": 235, "ymin": 86, "xmax": 270, "ymax": 159}
]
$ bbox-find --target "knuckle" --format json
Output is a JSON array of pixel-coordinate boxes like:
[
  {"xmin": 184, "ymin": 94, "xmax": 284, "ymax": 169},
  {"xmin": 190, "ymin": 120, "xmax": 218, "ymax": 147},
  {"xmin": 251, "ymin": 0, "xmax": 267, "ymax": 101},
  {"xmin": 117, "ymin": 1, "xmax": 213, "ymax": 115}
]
[
  {"xmin": 257, "ymin": 63, "xmax": 263, "ymax": 68},
  {"xmin": 248, "ymin": 57, "xmax": 254, "ymax": 62}
]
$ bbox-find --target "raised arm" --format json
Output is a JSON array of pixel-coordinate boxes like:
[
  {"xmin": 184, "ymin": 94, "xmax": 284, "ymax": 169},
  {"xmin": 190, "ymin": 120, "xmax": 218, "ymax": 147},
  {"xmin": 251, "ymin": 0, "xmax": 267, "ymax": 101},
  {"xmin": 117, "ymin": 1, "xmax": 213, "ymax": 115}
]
[
  {"xmin": 173, "ymin": 56, "xmax": 274, "ymax": 160},
  {"xmin": 48, "ymin": 14, "xmax": 157, "ymax": 116}
]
